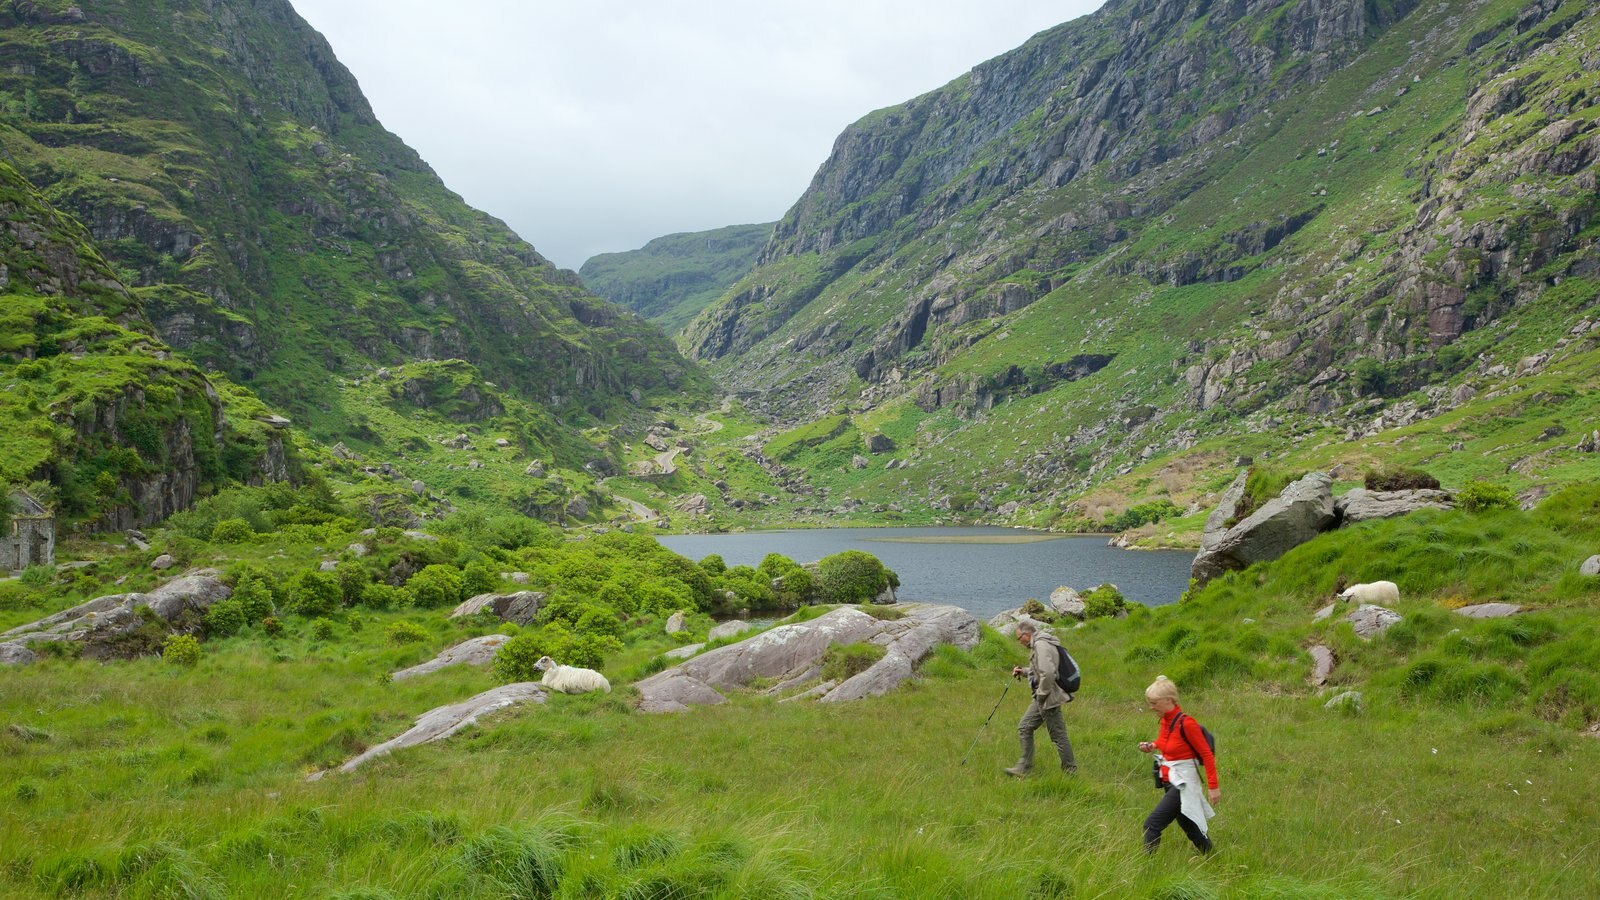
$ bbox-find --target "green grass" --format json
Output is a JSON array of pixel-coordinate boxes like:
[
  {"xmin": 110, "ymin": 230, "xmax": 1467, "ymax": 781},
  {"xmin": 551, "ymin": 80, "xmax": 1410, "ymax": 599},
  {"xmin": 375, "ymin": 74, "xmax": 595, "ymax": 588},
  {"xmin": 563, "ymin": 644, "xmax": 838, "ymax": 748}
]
[{"xmin": 4, "ymin": 486, "xmax": 1600, "ymax": 895}]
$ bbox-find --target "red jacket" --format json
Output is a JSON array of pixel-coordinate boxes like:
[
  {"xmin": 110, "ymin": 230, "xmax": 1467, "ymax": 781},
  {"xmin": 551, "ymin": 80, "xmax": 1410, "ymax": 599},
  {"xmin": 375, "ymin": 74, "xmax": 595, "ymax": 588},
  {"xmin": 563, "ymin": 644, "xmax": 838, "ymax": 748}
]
[{"xmin": 1155, "ymin": 705, "xmax": 1219, "ymax": 789}]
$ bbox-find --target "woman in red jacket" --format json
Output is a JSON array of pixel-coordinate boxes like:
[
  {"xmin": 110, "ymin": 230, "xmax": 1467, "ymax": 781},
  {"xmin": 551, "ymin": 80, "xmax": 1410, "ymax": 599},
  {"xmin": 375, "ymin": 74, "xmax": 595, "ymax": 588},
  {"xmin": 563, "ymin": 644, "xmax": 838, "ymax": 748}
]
[{"xmin": 1136, "ymin": 675, "xmax": 1219, "ymax": 854}]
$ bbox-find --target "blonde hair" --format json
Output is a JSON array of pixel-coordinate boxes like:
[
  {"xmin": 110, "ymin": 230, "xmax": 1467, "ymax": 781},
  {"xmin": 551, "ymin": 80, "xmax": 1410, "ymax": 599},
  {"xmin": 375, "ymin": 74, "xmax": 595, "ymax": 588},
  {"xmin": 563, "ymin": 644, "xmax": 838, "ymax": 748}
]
[{"xmin": 1144, "ymin": 675, "xmax": 1179, "ymax": 703}]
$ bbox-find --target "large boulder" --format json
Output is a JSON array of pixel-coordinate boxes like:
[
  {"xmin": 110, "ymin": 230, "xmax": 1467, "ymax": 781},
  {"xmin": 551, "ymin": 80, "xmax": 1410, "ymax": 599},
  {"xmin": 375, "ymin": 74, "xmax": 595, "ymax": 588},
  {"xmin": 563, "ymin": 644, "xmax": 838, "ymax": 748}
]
[
  {"xmin": 1347, "ymin": 604, "xmax": 1403, "ymax": 639},
  {"xmin": 310, "ymin": 683, "xmax": 545, "ymax": 779},
  {"xmin": 636, "ymin": 604, "xmax": 979, "ymax": 713},
  {"xmin": 0, "ymin": 643, "xmax": 38, "ymax": 666},
  {"xmin": 0, "ymin": 574, "xmax": 232, "ymax": 662},
  {"xmin": 665, "ymin": 611, "xmax": 687, "ymax": 635},
  {"xmin": 1048, "ymin": 586, "xmax": 1086, "ymax": 619},
  {"xmin": 449, "ymin": 591, "xmax": 545, "ymax": 626},
  {"xmin": 707, "ymin": 620, "xmax": 757, "ymax": 641},
  {"xmin": 1191, "ymin": 472, "xmax": 1336, "ymax": 585},
  {"xmin": 392, "ymin": 634, "xmax": 510, "ymax": 681},
  {"xmin": 1336, "ymin": 488, "xmax": 1453, "ymax": 525}
]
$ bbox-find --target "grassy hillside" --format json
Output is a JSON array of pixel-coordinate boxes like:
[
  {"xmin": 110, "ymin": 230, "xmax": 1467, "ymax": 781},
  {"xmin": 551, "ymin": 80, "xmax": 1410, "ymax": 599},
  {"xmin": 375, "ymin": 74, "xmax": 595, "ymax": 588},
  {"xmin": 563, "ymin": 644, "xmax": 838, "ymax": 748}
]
[
  {"xmin": 675, "ymin": 0, "xmax": 1600, "ymax": 535},
  {"xmin": 580, "ymin": 224, "xmax": 774, "ymax": 334},
  {"xmin": 0, "ymin": 0, "xmax": 704, "ymax": 448},
  {"xmin": 2, "ymin": 479, "xmax": 1598, "ymax": 896}
]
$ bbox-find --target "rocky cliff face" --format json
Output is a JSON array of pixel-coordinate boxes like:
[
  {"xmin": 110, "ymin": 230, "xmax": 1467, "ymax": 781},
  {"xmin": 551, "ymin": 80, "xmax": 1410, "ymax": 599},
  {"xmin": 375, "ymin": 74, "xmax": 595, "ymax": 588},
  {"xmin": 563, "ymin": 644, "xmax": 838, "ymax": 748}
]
[
  {"xmin": 678, "ymin": 0, "xmax": 1599, "ymax": 522},
  {"xmin": 0, "ymin": 0, "xmax": 702, "ymax": 437},
  {"xmin": 0, "ymin": 157, "xmax": 283, "ymax": 527}
]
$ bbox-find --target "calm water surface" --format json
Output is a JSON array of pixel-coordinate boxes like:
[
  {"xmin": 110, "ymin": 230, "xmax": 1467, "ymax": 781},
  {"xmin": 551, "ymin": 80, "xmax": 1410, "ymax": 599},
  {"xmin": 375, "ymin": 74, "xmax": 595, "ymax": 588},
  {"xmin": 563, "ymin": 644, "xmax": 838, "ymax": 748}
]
[{"xmin": 655, "ymin": 527, "xmax": 1193, "ymax": 620}]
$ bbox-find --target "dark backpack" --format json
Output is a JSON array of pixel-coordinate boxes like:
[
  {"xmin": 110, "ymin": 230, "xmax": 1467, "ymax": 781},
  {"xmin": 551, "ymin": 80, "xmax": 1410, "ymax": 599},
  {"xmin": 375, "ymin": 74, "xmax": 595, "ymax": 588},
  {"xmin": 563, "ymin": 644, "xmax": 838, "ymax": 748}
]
[{"xmin": 1054, "ymin": 644, "xmax": 1082, "ymax": 695}]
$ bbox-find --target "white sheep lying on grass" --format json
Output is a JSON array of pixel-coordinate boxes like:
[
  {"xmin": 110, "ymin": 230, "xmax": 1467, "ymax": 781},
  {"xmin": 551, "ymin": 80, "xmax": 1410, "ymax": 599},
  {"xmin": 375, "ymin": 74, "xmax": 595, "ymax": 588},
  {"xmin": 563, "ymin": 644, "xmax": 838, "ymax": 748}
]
[
  {"xmin": 1338, "ymin": 580, "xmax": 1399, "ymax": 604},
  {"xmin": 534, "ymin": 656, "xmax": 611, "ymax": 694}
]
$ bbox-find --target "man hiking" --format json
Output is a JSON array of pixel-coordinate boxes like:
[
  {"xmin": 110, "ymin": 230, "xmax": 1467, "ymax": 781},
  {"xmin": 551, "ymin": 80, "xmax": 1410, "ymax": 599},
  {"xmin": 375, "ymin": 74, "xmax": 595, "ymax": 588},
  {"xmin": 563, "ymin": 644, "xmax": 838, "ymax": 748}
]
[{"xmin": 1006, "ymin": 620, "xmax": 1077, "ymax": 776}]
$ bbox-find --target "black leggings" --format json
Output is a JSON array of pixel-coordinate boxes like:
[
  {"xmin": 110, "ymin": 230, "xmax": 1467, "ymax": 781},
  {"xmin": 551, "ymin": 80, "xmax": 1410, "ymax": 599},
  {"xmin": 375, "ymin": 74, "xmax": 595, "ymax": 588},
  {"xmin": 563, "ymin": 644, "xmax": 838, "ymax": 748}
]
[{"xmin": 1142, "ymin": 786, "xmax": 1212, "ymax": 853}]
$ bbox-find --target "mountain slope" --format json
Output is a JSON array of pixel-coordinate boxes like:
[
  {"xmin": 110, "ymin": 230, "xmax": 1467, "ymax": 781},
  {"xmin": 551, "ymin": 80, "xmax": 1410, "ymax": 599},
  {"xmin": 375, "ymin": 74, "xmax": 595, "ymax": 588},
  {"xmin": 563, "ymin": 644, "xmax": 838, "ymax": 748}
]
[
  {"xmin": 0, "ymin": 155, "xmax": 283, "ymax": 528},
  {"xmin": 678, "ymin": 0, "xmax": 1600, "ymax": 527},
  {"xmin": 0, "ymin": 0, "xmax": 703, "ymax": 442},
  {"xmin": 580, "ymin": 223, "xmax": 774, "ymax": 334}
]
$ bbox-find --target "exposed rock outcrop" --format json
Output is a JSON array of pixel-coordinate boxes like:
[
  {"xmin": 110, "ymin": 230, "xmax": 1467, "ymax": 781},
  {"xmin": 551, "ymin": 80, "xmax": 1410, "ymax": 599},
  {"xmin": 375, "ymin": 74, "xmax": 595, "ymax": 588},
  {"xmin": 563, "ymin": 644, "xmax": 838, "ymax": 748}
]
[
  {"xmin": 636, "ymin": 604, "xmax": 979, "ymax": 713},
  {"xmin": 449, "ymin": 591, "xmax": 545, "ymax": 626},
  {"xmin": 0, "ymin": 573, "xmax": 231, "ymax": 663},
  {"xmin": 1192, "ymin": 472, "xmax": 1336, "ymax": 584},
  {"xmin": 1347, "ymin": 604, "xmax": 1403, "ymax": 639},
  {"xmin": 391, "ymin": 634, "xmax": 510, "ymax": 680},
  {"xmin": 1454, "ymin": 603, "xmax": 1522, "ymax": 619},
  {"xmin": 309, "ymin": 683, "xmax": 546, "ymax": 779},
  {"xmin": 1336, "ymin": 488, "xmax": 1453, "ymax": 525}
]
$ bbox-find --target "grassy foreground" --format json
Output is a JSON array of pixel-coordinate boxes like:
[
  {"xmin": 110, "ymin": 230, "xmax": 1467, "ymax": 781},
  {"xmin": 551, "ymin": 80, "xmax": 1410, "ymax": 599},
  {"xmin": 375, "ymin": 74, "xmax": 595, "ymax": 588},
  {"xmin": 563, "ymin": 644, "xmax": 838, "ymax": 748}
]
[{"xmin": 4, "ymin": 491, "xmax": 1600, "ymax": 897}]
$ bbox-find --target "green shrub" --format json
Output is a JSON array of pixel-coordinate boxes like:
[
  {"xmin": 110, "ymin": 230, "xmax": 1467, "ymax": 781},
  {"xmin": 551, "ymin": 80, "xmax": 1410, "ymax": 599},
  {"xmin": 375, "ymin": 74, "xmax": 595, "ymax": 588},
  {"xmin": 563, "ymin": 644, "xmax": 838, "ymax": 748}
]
[
  {"xmin": 232, "ymin": 575, "xmax": 275, "ymax": 621},
  {"xmin": 311, "ymin": 618, "xmax": 337, "ymax": 641},
  {"xmin": 821, "ymin": 642, "xmax": 887, "ymax": 682},
  {"xmin": 359, "ymin": 582, "xmax": 404, "ymax": 610},
  {"xmin": 386, "ymin": 621, "xmax": 429, "ymax": 645},
  {"xmin": 462, "ymin": 561, "xmax": 499, "ymax": 597},
  {"xmin": 1457, "ymin": 480, "xmax": 1517, "ymax": 512},
  {"xmin": 334, "ymin": 560, "xmax": 370, "ymax": 604},
  {"xmin": 698, "ymin": 554, "xmax": 727, "ymax": 576},
  {"xmin": 494, "ymin": 632, "xmax": 553, "ymax": 682},
  {"xmin": 162, "ymin": 634, "xmax": 201, "ymax": 666},
  {"xmin": 203, "ymin": 600, "xmax": 246, "ymax": 638},
  {"xmin": 575, "ymin": 606, "xmax": 624, "ymax": 640},
  {"xmin": 210, "ymin": 518, "xmax": 254, "ymax": 543},
  {"xmin": 287, "ymin": 571, "xmax": 341, "ymax": 617},
  {"xmin": 1081, "ymin": 584, "xmax": 1129, "ymax": 619},
  {"xmin": 261, "ymin": 617, "xmax": 284, "ymax": 636},
  {"xmin": 815, "ymin": 550, "xmax": 895, "ymax": 604},
  {"xmin": 408, "ymin": 564, "xmax": 466, "ymax": 608},
  {"xmin": 0, "ymin": 581, "xmax": 42, "ymax": 611},
  {"xmin": 18, "ymin": 564, "xmax": 53, "ymax": 588}
]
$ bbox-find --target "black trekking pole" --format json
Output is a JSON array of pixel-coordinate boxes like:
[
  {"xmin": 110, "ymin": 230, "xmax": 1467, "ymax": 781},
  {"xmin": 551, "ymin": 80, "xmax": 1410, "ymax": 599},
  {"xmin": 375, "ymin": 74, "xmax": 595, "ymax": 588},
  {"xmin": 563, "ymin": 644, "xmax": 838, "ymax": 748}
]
[{"xmin": 959, "ymin": 678, "xmax": 1013, "ymax": 766}]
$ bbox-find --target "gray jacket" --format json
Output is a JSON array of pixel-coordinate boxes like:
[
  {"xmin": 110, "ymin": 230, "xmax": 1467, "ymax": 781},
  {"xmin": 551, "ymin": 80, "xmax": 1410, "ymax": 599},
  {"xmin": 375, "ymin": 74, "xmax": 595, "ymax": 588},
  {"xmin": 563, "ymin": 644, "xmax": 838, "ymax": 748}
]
[{"xmin": 1024, "ymin": 630, "xmax": 1071, "ymax": 710}]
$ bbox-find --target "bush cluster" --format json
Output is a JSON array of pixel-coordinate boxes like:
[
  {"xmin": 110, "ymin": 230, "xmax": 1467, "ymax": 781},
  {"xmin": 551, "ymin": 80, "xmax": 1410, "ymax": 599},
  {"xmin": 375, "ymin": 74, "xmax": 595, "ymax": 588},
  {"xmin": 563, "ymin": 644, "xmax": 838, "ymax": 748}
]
[{"xmin": 161, "ymin": 634, "xmax": 201, "ymax": 666}]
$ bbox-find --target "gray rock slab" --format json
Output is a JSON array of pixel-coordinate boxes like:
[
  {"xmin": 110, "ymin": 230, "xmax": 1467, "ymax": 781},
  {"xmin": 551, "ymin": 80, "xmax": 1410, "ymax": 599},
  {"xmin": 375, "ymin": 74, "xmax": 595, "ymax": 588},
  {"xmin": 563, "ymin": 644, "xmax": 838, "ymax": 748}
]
[
  {"xmin": 636, "ymin": 604, "xmax": 979, "ymax": 713},
  {"xmin": 392, "ymin": 634, "xmax": 510, "ymax": 681},
  {"xmin": 1581, "ymin": 555, "xmax": 1600, "ymax": 577},
  {"xmin": 1454, "ymin": 603, "xmax": 1522, "ymax": 619},
  {"xmin": 1309, "ymin": 645, "xmax": 1335, "ymax": 686},
  {"xmin": 708, "ymin": 620, "xmax": 756, "ymax": 641},
  {"xmin": 449, "ymin": 591, "xmax": 544, "ymax": 626},
  {"xmin": 664, "ymin": 643, "xmax": 703, "ymax": 660},
  {"xmin": 1347, "ymin": 604, "xmax": 1403, "ymax": 639},
  {"xmin": 1336, "ymin": 488, "xmax": 1453, "ymax": 525},
  {"xmin": 1313, "ymin": 603, "xmax": 1336, "ymax": 621},
  {"xmin": 1192, "ymin": 472, "xmax": 1336, "ymax": 584},
  {"xmin": 1049, "ymin": 586, "xmax": 1085, "ymax": 619},
  {"xmin": 1, "ymin": 575, "xmax": 231, "ymax": 657},
  {"xmin": 311, "ymin": 682, "xmax": 545, "ymax": 778},
  {"xmin": 150, "ymin": 554, "xmax": 175, "ymax": 570},
  {"xmin": 0, "ymin": 643, "xmax": 38, "ymax": 666}
]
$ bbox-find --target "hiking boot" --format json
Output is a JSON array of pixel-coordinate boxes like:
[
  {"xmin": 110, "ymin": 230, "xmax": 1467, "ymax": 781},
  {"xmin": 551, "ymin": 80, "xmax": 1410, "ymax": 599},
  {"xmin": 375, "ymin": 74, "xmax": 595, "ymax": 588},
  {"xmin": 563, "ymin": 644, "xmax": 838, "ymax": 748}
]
[{"xmin": 1003, "ymin": 765, "xmax": 1030, "ymax": 778}]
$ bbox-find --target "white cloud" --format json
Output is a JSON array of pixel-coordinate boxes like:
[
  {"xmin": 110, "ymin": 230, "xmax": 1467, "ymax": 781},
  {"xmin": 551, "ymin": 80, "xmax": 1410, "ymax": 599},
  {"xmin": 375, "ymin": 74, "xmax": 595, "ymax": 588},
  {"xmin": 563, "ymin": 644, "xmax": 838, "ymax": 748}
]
[{"xmin": 288, "ymin": 1, "xmax": 1105, "ymax": 268}]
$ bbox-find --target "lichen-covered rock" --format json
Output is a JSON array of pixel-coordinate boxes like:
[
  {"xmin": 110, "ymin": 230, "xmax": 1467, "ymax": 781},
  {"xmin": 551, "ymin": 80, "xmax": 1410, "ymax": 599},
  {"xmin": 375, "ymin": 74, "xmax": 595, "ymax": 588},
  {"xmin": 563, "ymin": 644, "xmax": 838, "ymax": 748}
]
[
  {"xmin": 448, "ymin": 591, "xmax": 545, "ymax": 625},
  {"xmin": 310, "ymin": 683, "xmax": 546, "ymax": 779},
  {"xmin": 1335, "ymin": 488, "xmax": 1453, "ymax": 525},
  {"xmin": 1049, "ymin": 586, "xmax": 1086, "ymax": 619},
  {"xmin": 1581, "ymin": 555, "xmax": 1600, "ymax": 577},
  {"xmin": 707, "ymin": 620, "xmax": 756, "ymax": 641},
  {"xmin": 1325, "ymin": 690, "xmax": 1363, "ymax": 713},
  {"xmin": 0, "ymin": 574, "xmax": 231, "ymax": 660},
  {"xmin": 1346, "ymin": 604, "xmax": 1403, "ymax": 639},
  {"xmin": 1192, "ymin": 472, "xmax": 1336, "ymax": 584},
  {"xmin": 1454, "ymin": 603, "xmax": 1522, "ymax": 619},
  {"xmin": 665, "ymin": 611, "xmax": 687, "ymax": 635},
  {"xmin": 0, "ymin": 643, "xmax": 39, "ymax": 666},
  {"xmin": 150, "ymin": 554, "xmax": 176, "ymax": 570},
  {"xmin": 635, "ymin": 604, "xmax": 979, "ymax": 713},
  {"xmin": 392, "ymin": 634, "xmax": 509, "ymax": 681}
]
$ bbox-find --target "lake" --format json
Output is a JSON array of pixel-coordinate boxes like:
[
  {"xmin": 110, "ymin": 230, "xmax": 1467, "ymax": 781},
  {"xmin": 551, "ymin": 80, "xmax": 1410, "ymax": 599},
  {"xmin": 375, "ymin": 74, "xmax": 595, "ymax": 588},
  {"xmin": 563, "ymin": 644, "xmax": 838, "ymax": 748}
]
[{"xmin": 655, "ymin": 526, "xmax": 1194, "ymax": 621}]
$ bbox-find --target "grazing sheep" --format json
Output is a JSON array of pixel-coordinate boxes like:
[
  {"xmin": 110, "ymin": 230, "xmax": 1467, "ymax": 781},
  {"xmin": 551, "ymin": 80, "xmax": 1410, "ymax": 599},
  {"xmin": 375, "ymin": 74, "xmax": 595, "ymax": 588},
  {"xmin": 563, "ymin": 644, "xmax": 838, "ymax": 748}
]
[
  {"xmin": 1337, "ymin": 580, "xmax": 1399, "ymax": 604},
  {"xmin": 534, "ymin": 655, "xmax": 611, "ymax": 694}
]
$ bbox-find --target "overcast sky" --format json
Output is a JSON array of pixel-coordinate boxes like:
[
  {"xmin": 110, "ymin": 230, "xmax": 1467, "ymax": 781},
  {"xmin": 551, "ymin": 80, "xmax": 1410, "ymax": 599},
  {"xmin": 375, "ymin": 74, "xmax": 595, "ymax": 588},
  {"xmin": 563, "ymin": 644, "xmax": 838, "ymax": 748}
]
[{"xmin": 287, "ymin": 1, "xmax": 1105, "ymax": 270}]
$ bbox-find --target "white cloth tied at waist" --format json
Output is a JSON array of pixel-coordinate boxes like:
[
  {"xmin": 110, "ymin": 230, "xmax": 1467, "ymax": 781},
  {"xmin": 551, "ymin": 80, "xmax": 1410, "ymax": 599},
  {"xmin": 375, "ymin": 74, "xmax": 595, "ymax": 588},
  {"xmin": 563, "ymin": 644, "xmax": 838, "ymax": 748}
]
[{"xmin": 1162, "ymin": 757, "xmax": 1216, "ymax": 835}]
